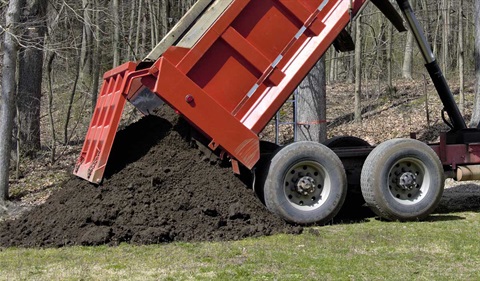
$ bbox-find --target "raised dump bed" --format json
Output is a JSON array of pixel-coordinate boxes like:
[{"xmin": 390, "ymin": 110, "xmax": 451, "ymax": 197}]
[{"xmin": 74, "ymin": 0, "xmax": 366, "ymax": 184}]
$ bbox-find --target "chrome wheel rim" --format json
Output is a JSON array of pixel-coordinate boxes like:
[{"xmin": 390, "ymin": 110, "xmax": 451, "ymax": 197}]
[
  {"xmin": 387, "ymin": 157, "xmax": 429, "ymax": 205},
  {"xmin": 283, "ymin": 161, "xmax": 330, "ymax": 211}
]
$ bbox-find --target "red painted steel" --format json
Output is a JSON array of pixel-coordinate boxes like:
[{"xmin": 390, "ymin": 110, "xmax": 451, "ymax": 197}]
[
  {"xmin": 75, "ymin": 0, "xmax": 369, "ymax": 183},
  {"xmin": 431, "ymin": 142, "xmax": 480, "ymax": 169},
  {"xmin": 74, "ymin": 62, "xmax": 137, "ymax": 183}
]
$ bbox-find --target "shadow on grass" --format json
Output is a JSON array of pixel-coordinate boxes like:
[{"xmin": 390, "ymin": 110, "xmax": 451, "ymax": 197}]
[
  {"xmin": 424, "ymin": 215, "xmax": 466, "ymax": 222},
  {"xmin": 329, "ymin": 181, "xmax": 480, "ymax": 226},
  {"xmin": 332, "ymin": 206, "xmax": 376, "ymax": 225}
]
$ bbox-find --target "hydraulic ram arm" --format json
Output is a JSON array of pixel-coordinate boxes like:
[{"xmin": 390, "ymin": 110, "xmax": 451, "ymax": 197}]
[
  {"xmin": 396, "ymin": 0, "xmax": 467, "ymax": 131},
  {"xmin": 370, "ymin": 0, "xmax": 407, "ymax": 32}
]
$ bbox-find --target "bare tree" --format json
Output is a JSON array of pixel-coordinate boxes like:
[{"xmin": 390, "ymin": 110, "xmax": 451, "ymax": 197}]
[
  {"xmin": 441, "ymin": 0, "xmax": 450, "ymax": 75},
  {"xmin": 90, "ymin": 0, "xmax": 107, "ymax": 112},
  {"xmin": 354, "ymin": 15, "xmax": 362, "ymax": 123},
  {"xmin": 134, "ymin": 0, "xmax": 144, "ymax": 58},
  {"xmin": 347, "ymin": 22, "xmax": 355, "ymax": 84},
  {"xmin": 161, "ymin": 0, "xmax": 170, "ymax": 37},
  {"xmin": 80, "ymin": 0, "xmax": 93, "ymax": 84},
  {"xmin": 296, "ymin": 57, "xmax": 327, "ymax": 142},
  {"xmin": 402, "ymin": 0, "xmax": 416, "ymax": 80},
  {"xmin": 46, "ymin": 52, "xmax": 56, "ymax": 163},
  {"xmin": 386, "ymin": 22, "xmax": 394, "ymax": 92},
  {"xmin": 17, "ymin": 0, "xmax": 48, "ymax": 157},
  {"xmin": 112, "ymin": 0, "xmax": 120, "ymax": 67},
  {"xmin": 458, "ymin": 0, "xmax": 465, "ymax": 114},
  {"xmin": 127, "ymin": 0, "xmax": 137, "ymax": 60},
  {"xmin": 470, "ymin": 0, "xmax": 480, "ymax": 127},
  {"xmin": 0, "ymin": 0, "xmax": 22, "ymax": 205}
]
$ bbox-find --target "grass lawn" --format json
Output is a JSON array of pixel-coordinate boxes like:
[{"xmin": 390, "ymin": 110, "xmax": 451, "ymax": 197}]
[{"xmin": 1, "ymin": 209, "xmax": 479, "ymax": 280}]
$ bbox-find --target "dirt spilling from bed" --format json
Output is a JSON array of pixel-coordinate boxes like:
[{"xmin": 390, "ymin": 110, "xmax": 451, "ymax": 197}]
[{"xmin": 0, "ymin": 108, "xmax": 302, "ymax": 247}]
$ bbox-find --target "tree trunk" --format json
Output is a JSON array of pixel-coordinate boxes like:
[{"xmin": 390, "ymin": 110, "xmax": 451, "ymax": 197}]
[
  {"xmin": 329, "ymin": 48, "xmax": 335, "ymax": 83},
  {"xmin": 354, "ymin": 16, "xmax": 362, "ymax": 123},
  {"xmin": 154, "ymin": 1, "xmax": 160, "ymax": 43},
  {"xmin": 465, "ymin": 3, "xmax": 470, "ymax": 71},
  {"xmin": 458, "ymin": 0, "xmax": 465, "ymax": 114},
  {"xmin": 442, "ymin": 0, "xmax": 450, "ymax": 75},
  {"xmin": 80, "ymin": 0, "xmax": 93, "ymax": 83},
  {"xmin": 347, "ymin": 21, "xmax": 355, "ymax": 84},
  {"xmin": 141, "ymin": 9, "xmax": 147, "ymax": 58},
  {"xmin": 161, "ymin": 0, "xmax": 170, "ymax": 37},
  {"xmin": 296, "ymin": 57, "xmax": 327, "ymax": 142},
  {"xmin": 46, "ymin": 53, "xmax": 56, "ymax": 163},
  {"xmin": 91, "ymin": 0, "xmax": 106, "ymax": 112},
  {"xmin": 134, "ymin": 0, "xmax": 144, "ymax": 59},
  {"xmin": 147, "ymin": 0, "xmax": 156, "ymax": 49},
  {"xmin": 469, "ymin": 0, "xmax": 480, "ymax": 127},
  {"xmin": 377, "ymin": 15, "xmax": 386, "ymax": 81},
  {"xmin": 0, "ymin": 0, "xmax": 22, "ymax": 204},
  {"xmin": 128, "ymin": 0, "xmax": 137, "ymax": 60},
  {"xmin": 17, "ymin": 0, "xmax": 48, "ymax": 158},
  {"xmin": 112, "ymin": 0, "xmax": 121, "ymax": 67},
  {"xmin": 402, "ymin": 0, "xmax": 416, "ymax": 80},
  {"xmin": 64, "ymin": 53, "xmax": 82, "ymax": 145},
  {"xmin": 432, "ymin": 2, "xmax": 441, "ymax": 58},
  {"xmin": 387, "ymin": 22, "xmax": 394, "ymax": 92}
]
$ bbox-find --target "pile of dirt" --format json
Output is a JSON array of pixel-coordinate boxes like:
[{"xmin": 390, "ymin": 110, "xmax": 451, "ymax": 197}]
[{"xmin": 0, "ymin": 108, "xmax": 302, "ymax": 247}]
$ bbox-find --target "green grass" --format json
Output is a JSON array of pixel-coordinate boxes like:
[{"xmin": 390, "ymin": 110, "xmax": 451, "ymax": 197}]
[{"xmin": 1, "ymin": 211, "xmax": 480, "ymax": 280}]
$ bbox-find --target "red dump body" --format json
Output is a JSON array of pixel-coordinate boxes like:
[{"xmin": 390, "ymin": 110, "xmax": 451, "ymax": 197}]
[{"xmin": 74, "ymin": 0, "xmax": 367, "ymax": 183}]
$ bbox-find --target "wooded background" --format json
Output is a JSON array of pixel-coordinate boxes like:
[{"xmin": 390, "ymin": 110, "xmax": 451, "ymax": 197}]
[{"xmin": 0, "ymin": 0, "xmax": 479, "ymax": 203}]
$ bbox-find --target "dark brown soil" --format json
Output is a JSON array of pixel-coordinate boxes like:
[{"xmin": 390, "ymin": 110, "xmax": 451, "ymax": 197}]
[{"xmin": 0, "ymin": 108, "xmax": 301, "ymax": 247}]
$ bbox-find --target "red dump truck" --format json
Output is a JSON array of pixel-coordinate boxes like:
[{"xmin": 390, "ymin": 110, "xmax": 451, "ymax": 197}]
[{"xmin": 74, "ymin": 0, "xmax": 480, "ymax": 225}]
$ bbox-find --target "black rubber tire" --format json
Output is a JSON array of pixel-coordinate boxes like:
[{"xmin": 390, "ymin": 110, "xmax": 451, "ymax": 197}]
[
  {"xmin": 323, "ymin": 136, "xmax": 371, "ymax": 148},
  {"xmin": 263, "ymin": 141, "xmax": 347, "ymax": 225},
  {"xmin": 259, "ymin": 140, "xmax": 280, "ymax": 154},
  {"xmin": 324, "ymin": 136, "xmax": 371, "ymax": 209},
  {"xmin": 361, "ymin": 138, "xmax": 444, "ymax": 221},
  {"xmin": 254, "ymin": 142, "xmax": 282, "ymax": 204}
]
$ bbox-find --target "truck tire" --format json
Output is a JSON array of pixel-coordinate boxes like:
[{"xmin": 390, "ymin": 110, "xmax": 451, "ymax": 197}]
[
  {"xmin": 263, "ymin": 141, "xmax": 347, "ymax": 225},
  {"xmin": 324, "ymin": 136, "xmax": 371, "ymax": 209},
  {"xmin": 253, "ymin": 141, "xmax": 282, "ymax": 203},
  {"xmin": 323, "ymin": 136, "xmax": 371, "ymax": 148},
  {"xmin": 361, "ymin": 138, "xmax": 444, "ymax": 221}
]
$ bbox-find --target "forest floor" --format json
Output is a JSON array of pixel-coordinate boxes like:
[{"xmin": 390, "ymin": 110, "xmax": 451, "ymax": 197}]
[{"xmin": 1, "ymin": 78, "xmax": 479, "ymax": 245}]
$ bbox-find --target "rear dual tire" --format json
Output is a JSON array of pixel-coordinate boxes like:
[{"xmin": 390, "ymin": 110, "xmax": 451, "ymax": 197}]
[
  {"xmin": 262, "ymin": 141, "xmax": 347, "ymax": 225},
  {"xmin": 361, "ymin": 138, "xmax": 444, "ymax": 221},
  {"xmin": 324, "ymin": 136, "xmax": 371, "ymax": 209}
]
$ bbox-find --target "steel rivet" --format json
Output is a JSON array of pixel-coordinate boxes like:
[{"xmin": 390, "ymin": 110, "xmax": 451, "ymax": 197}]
[{"xmin": 185, "ymin": 95, "xmax": 194, "ymax": 103}]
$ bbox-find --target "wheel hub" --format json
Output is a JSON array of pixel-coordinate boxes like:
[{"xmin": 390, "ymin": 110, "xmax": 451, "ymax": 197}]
[
  {"xmin": 388, "ymin": 158, "xmax": 427, "ymax": 201},
  {"xmin": 296, "ymin": 176, "xmax": 316, "ymax": 196},
  {"xmin": 283, "ymin": 161, "xmax": 328, "ymax": 210},
  {"xmin": 398, "ymin": 172, "xmax": 417, "ymax": 190}
]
